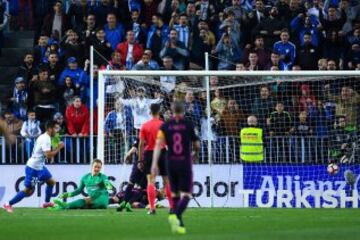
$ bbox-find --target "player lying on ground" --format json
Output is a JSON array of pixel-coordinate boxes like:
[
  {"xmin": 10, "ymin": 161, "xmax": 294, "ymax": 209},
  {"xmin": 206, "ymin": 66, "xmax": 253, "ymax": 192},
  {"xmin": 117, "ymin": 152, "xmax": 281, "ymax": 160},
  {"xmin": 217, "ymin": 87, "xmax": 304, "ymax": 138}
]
[
  {"xmin": 3, "ymin": 121, "xmax": 64, "ymax": 213},
  {"xmin": 116, "ymin": 138, "xmax": 147, "ymax": 212},
  {"xmin": 152, "ymin": 101, "xmax": 200, "ymax": 234},
  {"xmin": 138, "ymin": 103, "xmax": 174, "ymax": 215},
  {"xmin": 110, "ymin": 186, "xmax": 165, "ymax": 209},
  {"xmin": 52, "ymin": 159, "xmax": 113, "ymax": 210}
]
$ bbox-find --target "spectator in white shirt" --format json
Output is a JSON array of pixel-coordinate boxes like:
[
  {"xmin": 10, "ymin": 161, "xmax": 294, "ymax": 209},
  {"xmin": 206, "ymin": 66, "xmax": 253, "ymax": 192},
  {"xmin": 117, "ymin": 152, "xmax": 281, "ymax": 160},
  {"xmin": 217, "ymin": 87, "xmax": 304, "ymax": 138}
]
[
  {"xmin": 118, "ymin": 86, "xmax": 162, "ymax": 130},
  {"xmin": 20, "ymin": 110, "xmax": 42, "ymax": 159}
]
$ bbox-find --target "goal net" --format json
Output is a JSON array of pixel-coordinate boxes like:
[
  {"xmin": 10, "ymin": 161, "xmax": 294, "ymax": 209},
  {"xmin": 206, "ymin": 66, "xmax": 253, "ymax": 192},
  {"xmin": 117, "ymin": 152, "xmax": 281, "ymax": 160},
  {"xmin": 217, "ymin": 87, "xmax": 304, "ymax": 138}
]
[{"xmin": 97, "ymin": 71, "xmax": 360, "ymax": 208}]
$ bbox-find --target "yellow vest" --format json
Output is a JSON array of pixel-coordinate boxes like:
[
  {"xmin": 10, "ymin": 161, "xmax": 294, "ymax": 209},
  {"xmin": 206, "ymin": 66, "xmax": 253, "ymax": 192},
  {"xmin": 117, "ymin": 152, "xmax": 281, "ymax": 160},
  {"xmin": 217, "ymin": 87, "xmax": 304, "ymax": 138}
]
[{"xmin": 240, "ymin": 127, "xmax": 263, "ymax": 162}]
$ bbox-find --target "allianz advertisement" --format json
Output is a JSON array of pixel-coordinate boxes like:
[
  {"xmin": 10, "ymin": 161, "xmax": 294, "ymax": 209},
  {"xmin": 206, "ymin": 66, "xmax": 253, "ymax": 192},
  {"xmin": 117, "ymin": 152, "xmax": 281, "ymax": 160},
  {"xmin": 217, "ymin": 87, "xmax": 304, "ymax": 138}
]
[{"xmin": 0, "ymin": 165, "xmax": 359, "ymax": 208}]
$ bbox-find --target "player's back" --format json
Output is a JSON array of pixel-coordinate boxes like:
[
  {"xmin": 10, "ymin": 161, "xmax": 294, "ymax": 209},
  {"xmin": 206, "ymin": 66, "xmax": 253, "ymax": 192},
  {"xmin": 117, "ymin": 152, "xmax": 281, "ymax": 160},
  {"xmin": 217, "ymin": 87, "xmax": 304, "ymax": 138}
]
[
  {"xmin": 140, "ymin": 117, "xmax": 164, "ymax": 151},
  {"xmin": 26, "ymin": 133, "xmax": 51, "ymax": 170},
  {"xmin": 161, "ymin": 117, "xmax": 198, "ymax": 163}
]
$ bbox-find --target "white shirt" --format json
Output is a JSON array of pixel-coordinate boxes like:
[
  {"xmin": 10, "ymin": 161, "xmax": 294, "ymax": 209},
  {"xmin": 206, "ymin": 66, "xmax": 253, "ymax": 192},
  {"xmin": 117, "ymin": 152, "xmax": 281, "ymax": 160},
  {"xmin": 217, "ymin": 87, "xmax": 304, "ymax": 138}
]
[
  {"xmin": 20, "ymin": 120, "xmax": 42, "ymax": 139},
  {"xmin": 160, "ymin": 76, "xmax": 176, "ymax": 93},
  {"xmin": 115, "ymin": 112, "xmax": 125, "ymax": 130},
  {"xmin": 126, "ymin": 44, "xmax": 134, "ymax": 62},
  {"xmin": 119, "ymin": 97, "xmax": 162, "ymax": 129},
  {"xmin": 26, "ymin": 133, "xmax": 52, "ymax": 170}
]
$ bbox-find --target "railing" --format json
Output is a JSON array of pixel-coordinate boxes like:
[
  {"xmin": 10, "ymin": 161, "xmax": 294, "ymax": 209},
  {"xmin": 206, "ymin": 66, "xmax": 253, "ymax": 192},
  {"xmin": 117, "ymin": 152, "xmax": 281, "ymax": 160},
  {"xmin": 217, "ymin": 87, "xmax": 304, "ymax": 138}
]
[{"xmin": 1, "ymin": 135, "xmax": 358, "ymax": 164}]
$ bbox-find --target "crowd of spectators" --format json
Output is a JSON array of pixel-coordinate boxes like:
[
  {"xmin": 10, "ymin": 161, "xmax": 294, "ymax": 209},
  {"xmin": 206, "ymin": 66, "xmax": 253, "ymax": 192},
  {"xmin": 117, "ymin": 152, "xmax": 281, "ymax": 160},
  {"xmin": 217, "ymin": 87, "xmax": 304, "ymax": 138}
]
[{"xmin": 0, "ymin": 0, "xmax": 359, "ymax": 163}]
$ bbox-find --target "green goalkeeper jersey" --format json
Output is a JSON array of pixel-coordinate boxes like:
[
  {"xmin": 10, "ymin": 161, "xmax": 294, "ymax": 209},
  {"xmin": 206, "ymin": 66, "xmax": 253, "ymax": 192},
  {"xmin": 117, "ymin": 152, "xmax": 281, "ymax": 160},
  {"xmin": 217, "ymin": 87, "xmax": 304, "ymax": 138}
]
[{"xmin": 69, "ymin": 173, "xmax": 111, "ymax": 199}]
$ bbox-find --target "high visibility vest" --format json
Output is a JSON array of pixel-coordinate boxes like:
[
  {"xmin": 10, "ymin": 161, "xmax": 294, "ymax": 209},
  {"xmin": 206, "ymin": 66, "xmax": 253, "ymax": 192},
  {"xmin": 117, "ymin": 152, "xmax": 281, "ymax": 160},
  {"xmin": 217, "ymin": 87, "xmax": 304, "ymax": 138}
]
[{"xmin": 240, "ymin": 127, "xmax": 263, "ymax": 162}]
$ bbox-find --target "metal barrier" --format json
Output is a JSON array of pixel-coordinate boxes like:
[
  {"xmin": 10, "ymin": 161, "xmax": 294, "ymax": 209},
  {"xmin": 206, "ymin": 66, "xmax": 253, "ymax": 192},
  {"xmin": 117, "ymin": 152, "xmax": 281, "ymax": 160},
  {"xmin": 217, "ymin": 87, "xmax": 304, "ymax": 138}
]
[{"xmin": 1, "ymin": 135, "xmax": 357, "ymax": 164}]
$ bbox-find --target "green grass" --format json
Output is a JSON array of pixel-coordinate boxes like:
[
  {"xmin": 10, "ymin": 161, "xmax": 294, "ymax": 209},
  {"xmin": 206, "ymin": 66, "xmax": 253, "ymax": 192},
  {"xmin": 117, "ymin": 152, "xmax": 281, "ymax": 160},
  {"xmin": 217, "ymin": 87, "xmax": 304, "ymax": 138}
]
[{"xmin": 1, "ymin": 208, "xmax": 360, "ymax": 240}]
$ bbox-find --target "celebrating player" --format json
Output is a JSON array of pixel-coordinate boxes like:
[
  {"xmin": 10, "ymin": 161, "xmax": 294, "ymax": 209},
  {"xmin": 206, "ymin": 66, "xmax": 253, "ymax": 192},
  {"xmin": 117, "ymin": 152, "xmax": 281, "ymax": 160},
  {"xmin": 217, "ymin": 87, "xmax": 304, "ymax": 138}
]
[
  {"xmin": 3, "ymin": 121, "xmax": 64, "ymax": 213},
  {"xmin": 139, "ymin": 103, "xmax": 173, "ymax": 215},
  {"xmin": 52, "ymin": 159, "xmax": 113, "ymax": 210},
  {"xmin": 152, "ymin": 101, "xmax": 200, "ymax": 234},
  {"xmin": 116, "ymin": 138, "xmax": 147, "ymax": 212}
]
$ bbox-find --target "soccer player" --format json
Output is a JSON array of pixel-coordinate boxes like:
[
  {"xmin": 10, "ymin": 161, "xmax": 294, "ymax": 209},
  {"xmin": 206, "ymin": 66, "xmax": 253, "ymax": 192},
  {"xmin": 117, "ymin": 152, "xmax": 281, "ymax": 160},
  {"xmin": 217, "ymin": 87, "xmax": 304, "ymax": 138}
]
[
  {"xmin": 52, "ymin": 159, "xmax": 113, "ymax": 210},
  {"xmin": 116, "ymin": 138, "xmax": 147, "ymax": 212},
  {"xmin": 152, "ymin": 101, "xmax": 200, "ymax": 234},
  {"xmin": 139, "ymin": 103, "xmax": 173, "ymax": 215},
  {"xmin": 3, "ymin": 121, "xmax": 64, "ymax": 213}
]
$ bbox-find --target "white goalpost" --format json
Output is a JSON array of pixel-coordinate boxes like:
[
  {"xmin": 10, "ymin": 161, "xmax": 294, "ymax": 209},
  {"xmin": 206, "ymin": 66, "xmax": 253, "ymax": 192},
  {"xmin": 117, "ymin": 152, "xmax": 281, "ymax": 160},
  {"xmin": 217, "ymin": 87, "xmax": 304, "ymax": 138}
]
[{"xmin": 96, "ymin": 70, "xmax": 360, "ymax": 208}]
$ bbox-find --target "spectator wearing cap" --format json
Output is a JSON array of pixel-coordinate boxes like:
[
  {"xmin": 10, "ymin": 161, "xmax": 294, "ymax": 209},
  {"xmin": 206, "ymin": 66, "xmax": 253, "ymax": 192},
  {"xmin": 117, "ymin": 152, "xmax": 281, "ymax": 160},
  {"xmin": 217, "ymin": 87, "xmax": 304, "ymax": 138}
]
[
  {"xmin": 9, "ymin": 77, "xmax": 28, "ymax": 121},
  {"xmin": 146, "ymin": 14, "xmax": 170, "ymax": 62},
  {"xmin": 58, "ymin": 57, "xmax": 89, "ymax": 100},
  {"xmin": 116, "ymin": 30, "xmax": 144, "ymax": 70},
  {"xmin": 159, "ymin": 29, "xmax": 189, "ymax": 70},
  {"xmin": 65, "ymin": 96, "xmax": 90, "ymax": 137},
  {"xmin": 273, "ymin": 29, "xmax": 296, "ymax": 70},
  {"xmin": 17, "ymin": 52, "xmax": 37, "ymax": 83},
  {"xmin": 296, "ymin": 33, "xmax": 320, "ymax": 70},
  {"xmin": 104, "ymin": 12, "xmax": 125, "ymax": 50},
  {"xmin": 28, "ymin": 66, "xmax": 57, "ymax": 126},
  {"xmin": 41, "ymin": 1, "xmax": 69, "ymax": 40},
  {"xmin": 86, "ymin": 27, "xmax": 113, "ymax": 66},
  {"xmin": 253, "ymin": 6, "xmax": 287, "ymax": 50},
  {"xmin": 20, "ymin": 109, "xmax": 41, "ymax": 159}
]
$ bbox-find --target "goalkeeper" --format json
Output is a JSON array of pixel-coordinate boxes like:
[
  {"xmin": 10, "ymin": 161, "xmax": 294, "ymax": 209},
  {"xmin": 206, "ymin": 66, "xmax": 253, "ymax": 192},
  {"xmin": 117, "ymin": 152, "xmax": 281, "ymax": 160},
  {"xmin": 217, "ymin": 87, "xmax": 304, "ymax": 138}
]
[{"xmin": 52, "ymin": 159, "xmax": 113, "ymax": 210}]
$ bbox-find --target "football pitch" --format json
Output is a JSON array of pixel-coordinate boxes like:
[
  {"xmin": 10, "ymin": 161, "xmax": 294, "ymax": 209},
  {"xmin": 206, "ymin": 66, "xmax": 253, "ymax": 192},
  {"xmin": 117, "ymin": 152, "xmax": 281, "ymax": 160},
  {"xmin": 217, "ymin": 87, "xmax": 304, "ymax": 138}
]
[{"xmin": 1, "ymin": 208, "xmax": 359, "ymax": 240}]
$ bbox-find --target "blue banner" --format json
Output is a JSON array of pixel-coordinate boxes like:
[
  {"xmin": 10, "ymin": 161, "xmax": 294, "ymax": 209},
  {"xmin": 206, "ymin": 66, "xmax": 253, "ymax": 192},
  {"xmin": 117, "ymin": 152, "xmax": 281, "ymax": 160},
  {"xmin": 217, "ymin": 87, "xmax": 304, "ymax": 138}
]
[{"xmin": 241, "ymin": 164, "xmax": 360, "ymax": 208}]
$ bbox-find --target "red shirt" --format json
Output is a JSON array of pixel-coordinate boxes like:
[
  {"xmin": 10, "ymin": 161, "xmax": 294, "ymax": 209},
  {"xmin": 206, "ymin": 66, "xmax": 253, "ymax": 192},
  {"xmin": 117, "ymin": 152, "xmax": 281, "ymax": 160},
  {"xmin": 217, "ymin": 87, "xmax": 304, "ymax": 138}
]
[{"xmin": 139, "ymin": 117, "xmax": 164, "ymax": 151}]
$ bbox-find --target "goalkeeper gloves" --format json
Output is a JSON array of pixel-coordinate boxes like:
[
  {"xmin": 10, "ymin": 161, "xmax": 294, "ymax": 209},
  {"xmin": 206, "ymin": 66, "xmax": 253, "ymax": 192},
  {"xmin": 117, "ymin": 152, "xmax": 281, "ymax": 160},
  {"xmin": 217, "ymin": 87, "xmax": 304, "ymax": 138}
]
[
  {"xmin": 105, "ymin": 182, "xmax": 114, "ymax": 191},
  {"xmin": 59, "ymin": 192, "xmax": 72, "ymax": 199}
]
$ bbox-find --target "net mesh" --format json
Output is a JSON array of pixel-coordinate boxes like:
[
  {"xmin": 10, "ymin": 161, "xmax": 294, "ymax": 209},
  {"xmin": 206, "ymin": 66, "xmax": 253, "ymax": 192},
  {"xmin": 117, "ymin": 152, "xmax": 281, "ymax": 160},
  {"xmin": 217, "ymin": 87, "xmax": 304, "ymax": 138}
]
[
  {"xmin": 98, "ymin": 72, "xmax": 360, "ymax": 207},
  {"xmin": 100, "ymin": 73, "xmax": 360, "ymax": 165}
]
